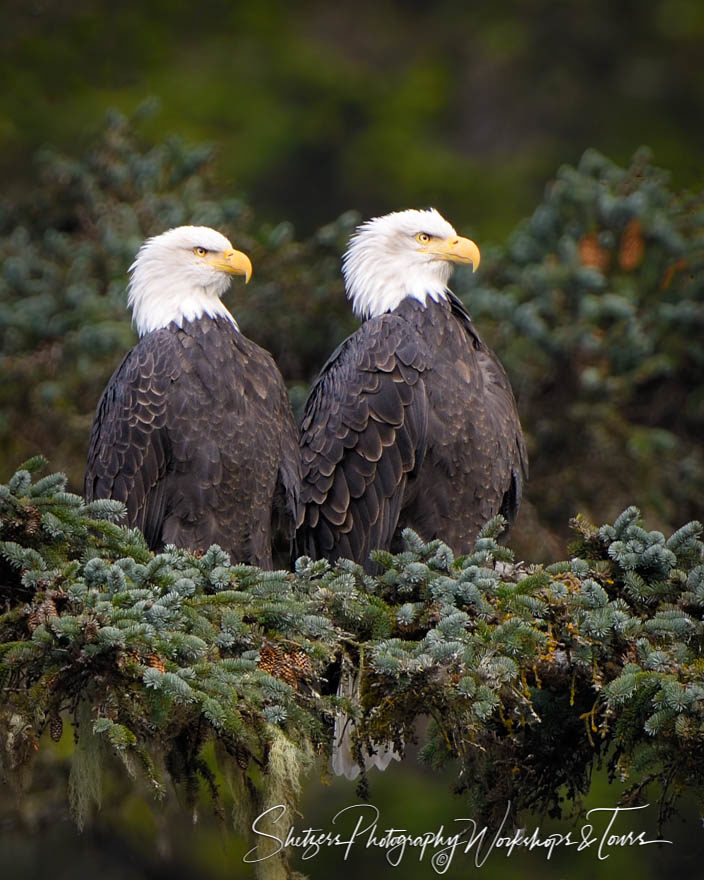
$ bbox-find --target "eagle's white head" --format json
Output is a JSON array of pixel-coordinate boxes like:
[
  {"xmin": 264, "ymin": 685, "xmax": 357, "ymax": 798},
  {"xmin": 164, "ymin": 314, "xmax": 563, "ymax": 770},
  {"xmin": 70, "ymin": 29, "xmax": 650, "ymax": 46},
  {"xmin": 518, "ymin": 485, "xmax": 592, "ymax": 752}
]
[
  {"xmin": 127, "ymin": 225, "xmax": 253, "ymax": 337},
  {"xmin": 342, "ymin": 208, "xmax": 480, "ymax": 320}
]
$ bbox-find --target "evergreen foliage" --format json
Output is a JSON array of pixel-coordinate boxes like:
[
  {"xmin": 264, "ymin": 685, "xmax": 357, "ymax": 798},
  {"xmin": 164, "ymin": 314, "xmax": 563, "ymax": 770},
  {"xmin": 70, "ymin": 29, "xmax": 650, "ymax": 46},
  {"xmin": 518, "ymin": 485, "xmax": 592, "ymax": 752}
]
[
  {"xmin": 1, "ymin": 106, "xmax": 703, "ymax": 878},
  {"xmin": 1, "ymin": 460, "xmax": 703, "ymax": 876},
  {"xmin": 461, "ymin": 147, "xmax": 704, "ymax": 543}
]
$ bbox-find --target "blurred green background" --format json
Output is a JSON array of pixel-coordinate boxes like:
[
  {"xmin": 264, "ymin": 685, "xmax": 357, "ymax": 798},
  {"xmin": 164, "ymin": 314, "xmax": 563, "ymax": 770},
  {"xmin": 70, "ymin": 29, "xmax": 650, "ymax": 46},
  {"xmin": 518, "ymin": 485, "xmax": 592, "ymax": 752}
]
[
  {"xmin": 3, "ymin": 0, "xmax": 703, "ymax": 236},
  {"xmin": 2, "ymin": 0, "xmax": 704, "ymax": 878}
]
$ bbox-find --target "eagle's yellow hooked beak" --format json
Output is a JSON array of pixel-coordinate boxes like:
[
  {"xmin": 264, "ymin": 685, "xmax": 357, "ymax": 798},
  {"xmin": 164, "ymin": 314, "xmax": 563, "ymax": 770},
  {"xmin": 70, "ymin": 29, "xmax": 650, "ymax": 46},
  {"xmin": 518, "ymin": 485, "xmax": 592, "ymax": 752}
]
[
  {"xmin": 208, "ymin": 247, "xmax": 253, "ymax": 283},
  {"xmin": 419, "ymin": 235, "xmax": 481, "ymax": 272}
]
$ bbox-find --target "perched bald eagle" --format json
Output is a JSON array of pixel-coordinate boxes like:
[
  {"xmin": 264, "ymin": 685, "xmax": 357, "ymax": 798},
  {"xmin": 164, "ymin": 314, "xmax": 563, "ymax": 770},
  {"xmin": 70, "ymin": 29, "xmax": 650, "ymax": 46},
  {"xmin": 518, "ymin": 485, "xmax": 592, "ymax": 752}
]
[
  {"xmin": 85, "ymin": 226, "xmax": 300, "ymax": 568},
  {"xmin": 297, "ymin": 208, "xmax": 527, "ymax": 569}
]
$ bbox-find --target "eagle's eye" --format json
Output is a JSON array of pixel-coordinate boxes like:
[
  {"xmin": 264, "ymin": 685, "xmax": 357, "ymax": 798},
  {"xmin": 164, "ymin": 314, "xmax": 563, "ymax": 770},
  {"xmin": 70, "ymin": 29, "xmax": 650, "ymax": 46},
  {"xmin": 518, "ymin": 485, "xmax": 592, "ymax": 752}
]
[
  {"xmin": 416, "ymin": 232, "xmax": 431, "ymax": 244},
  {"xmin": 193, "ymin": 246, "xmax": 207, "ymax": 257}
]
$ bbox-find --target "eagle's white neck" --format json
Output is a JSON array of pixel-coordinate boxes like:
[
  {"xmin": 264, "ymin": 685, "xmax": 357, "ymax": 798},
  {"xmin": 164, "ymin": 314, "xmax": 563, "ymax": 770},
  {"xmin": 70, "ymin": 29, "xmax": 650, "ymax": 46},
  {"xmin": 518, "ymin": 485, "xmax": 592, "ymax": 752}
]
[
  {"xmin": 343, "ymin": 259, "xmax": 451, "ymax": 320},
  {"xmin": 342, "ymin": 211, "xmax": 455, "ymax": 320},
  {"xmin": 129, "ymin": 279, "xmax": 238, "ymax": 336},
  {"xmin": 127, "ymin": 252, "xmax": 239, "ymax": 337}
]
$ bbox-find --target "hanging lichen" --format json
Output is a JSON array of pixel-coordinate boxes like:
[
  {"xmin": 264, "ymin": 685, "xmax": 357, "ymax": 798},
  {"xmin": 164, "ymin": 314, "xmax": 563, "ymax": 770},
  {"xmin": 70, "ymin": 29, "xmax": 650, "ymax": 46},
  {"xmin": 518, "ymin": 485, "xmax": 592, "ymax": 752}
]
[{"xmin": 68, "ymin": 699, "xmax": 105, "ymax": 830}]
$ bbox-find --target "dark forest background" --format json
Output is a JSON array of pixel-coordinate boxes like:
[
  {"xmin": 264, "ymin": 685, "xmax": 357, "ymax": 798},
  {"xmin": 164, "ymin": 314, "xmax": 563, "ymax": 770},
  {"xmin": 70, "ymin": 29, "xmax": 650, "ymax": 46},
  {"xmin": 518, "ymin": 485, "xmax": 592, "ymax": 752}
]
[{"xmin": 1, "ymin": 1, "xmax": 703, "ymax": 878}]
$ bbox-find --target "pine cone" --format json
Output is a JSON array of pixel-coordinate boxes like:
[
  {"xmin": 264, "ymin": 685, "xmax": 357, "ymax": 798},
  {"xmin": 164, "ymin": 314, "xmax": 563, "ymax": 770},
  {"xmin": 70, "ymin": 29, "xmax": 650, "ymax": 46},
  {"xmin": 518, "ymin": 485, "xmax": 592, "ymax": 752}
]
[
  {"xmin": 24, "ymin": 506, "xmax": 42, "ymax": 537},
  {"xmin": 234, "ymin": 743, "xmax": 249, "ymax": 769},
  {"xmin": 288, "ymin": 648, "xmax": 313, "ymax": 680},
  {"xmin": 26, "ymin": 607, "xmax": 41, "ymax": 632},
  {"xmin": 618, "ymin": 219, "xmax": 645, "ymax": 271},
  {"xmin": 3, "ymin": 505, "xmax": 42, "ymax": 542},
  {"xmin": 257, "ymin": 643, "xmax": 280, "ymax": 677},
  {"xmin": 26, "ymin": 596, "xmax": 59, "ymax": 631},
  {"xmin": 579, "ymin": 234, "xmax": 610, "ymax": 272},
  {"xmin": 49, "ymin": 713, "xmax": 64, "ymax": 743},
  {"xmin": 146, "ymin": 653, "xmax": 166, "ymax": 673},
  {"xmin": 258, "ymin": 641, "xmax": 312, "ymax": 690}
]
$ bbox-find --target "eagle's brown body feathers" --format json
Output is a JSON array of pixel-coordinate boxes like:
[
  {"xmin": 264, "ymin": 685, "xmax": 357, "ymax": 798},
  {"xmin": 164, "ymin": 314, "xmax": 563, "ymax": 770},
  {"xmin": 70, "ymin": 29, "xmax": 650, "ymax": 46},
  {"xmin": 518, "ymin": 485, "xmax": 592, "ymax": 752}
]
[
  {"xmin": 86, "ymin": 316, "xmax": 300, "ymax": 567},
  {"xmin": 297, "ymin": 293, "xmax": 526, "ymax": 567}
]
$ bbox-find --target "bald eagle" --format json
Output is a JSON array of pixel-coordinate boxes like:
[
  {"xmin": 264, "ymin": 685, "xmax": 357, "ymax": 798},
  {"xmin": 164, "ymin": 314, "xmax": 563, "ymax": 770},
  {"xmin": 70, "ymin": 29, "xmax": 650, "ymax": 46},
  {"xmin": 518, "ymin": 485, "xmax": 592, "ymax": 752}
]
[
  {"xmin": 85, "ymin": 226, "xmax": 300, "ymax": 568},
  {"xmin": 297, "ymin": 208, "xmax": 527, "ymax": 568}
]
